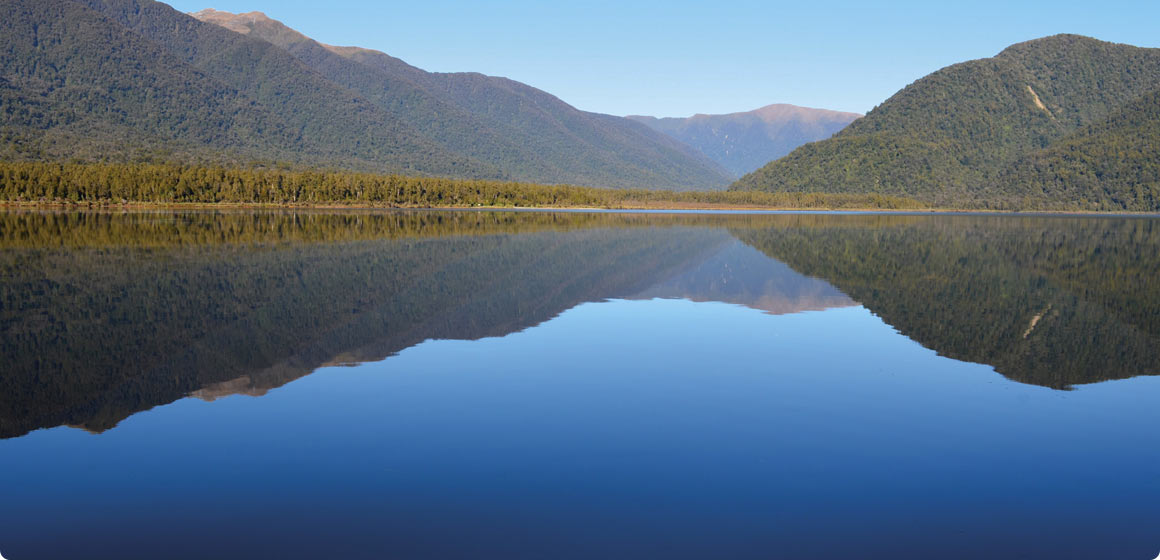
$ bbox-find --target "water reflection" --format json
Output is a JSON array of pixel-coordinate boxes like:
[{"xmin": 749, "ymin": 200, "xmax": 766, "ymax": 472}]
[
  {"xmin": 1, "ymin": 210, "xmax": 1158, "ymax": 439},
  {"xmin": 630, "ymin": 240, "xmax": 856, "ymax": 314},
  {"xmin": 734, "ymin": 215, "xmax": 1160, "ymax": 388}
]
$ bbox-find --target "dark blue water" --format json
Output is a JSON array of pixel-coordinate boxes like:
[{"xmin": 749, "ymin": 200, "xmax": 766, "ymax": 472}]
[{"xmin": 1, "ymin": 211, "xmax": 1157, "ymax": 559}]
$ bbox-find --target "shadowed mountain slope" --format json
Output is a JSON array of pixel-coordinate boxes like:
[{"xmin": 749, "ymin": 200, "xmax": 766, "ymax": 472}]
[
  {"xmin": 0, "ymin": 0, "xmax": 731, "ymax": 188},
  {"xmin": 1, "ymin": 0, "xmax": 494, "ymax": 176},
  {"xmin": 187, "ymin": 8, "xmax": 732, "ymax": 190}
]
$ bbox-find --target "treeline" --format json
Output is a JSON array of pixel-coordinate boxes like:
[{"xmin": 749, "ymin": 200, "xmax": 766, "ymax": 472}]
[{"xmin": 0, "ymin": 162, "xmax": 925, "ymax": 210}]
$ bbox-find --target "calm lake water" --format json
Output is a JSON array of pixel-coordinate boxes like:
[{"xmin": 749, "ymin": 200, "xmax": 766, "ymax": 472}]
[{"xmin": 1, "ymin": 210, "xmax": 1158, "ymax": 559}]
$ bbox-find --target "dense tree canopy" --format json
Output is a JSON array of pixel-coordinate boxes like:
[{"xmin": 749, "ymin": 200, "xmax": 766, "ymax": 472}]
[
  {"xmin": 0, "ymin": 0, "xmax": 732, "ymax": 189},
  {"xmin": 732, "ymin": 35, "xmax": 1160, "ymax": 211},
  {"xmin": 0, "ymin": 161, "xmax": 924, "ymax": 209}
]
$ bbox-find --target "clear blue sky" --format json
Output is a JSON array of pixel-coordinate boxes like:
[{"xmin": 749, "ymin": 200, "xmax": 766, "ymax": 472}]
[{"xmin": 166, "ymin": 0, "xmax": 1160, "ymax": 117}]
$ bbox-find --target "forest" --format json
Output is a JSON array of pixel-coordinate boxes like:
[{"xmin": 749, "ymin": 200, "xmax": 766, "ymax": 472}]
[
  {"xmin": 0, "ymin": 162, "xmax": 924, "ymax": 210},
  {"xmin": 732, "ymin": 35, "xmax": 1160, "ymax": 211},
  {"xmin": 1, "ymin": 0, "xmax": 732, "ymax": 189}
]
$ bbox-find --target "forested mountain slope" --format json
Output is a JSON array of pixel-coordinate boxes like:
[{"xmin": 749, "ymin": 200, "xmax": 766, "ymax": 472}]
[
  {"xmin": 628, "ymin": 104, "xmax": 861, "ymax": 177},
  {"xmin": 1, "ymin": 0, "xmax": 292, "ymax": 165},
  {"xmin": 732, "ymin": 35, "xmax": 1160, "ymax": 209},
  {"xmin": 998, "ymin": 87, "xmax": 1160, "ymax": 210},
  {"xmin": 1, "ymin": 0, "xmax": 493, "ymax": 176},
  {"xmin": 0, "ymin": 0, "xmax": 732, "ymax": 189},
  {"xmin": 189, "ymin": 8, "xmax": 733, "ymax": 190}
]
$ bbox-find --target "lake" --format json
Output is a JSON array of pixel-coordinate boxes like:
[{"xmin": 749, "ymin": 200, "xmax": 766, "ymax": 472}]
[{"xmin": 1, "ymin": 210, "xmax": 1157, "ymax": 559}]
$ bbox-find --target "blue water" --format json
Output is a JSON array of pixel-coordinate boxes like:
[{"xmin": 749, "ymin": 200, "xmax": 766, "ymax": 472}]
[{"xmin": 1, "ymin": 211, "xmax": 1157, "ymax": 559}]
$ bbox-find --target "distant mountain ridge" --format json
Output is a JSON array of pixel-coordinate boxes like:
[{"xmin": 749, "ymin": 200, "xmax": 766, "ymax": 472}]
[
  {"xmin": 0, "ymin": 0, "xmax": 731, "ymax": 190},
  {"xmin": 732, "ymin": 35, "xmax": 1160, "ymax": 210},
  {"xmin": 628, "ymin": 104, "xmax": 861, "ymax": 177}
]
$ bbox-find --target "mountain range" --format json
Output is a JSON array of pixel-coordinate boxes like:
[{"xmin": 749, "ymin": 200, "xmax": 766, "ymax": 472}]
[
  {"xmin": 3, "ymin": 2, "xmax": 1158, "ymax": 207},
  {"xmin": 628, "ymin": 104, "xmax": 861, "ymax": 177},
  {"xmin": 0, "ymin": 0, "xmax": 732, "ymax": 190},
  {"xmin": 731, "ymin": 35, "xmax": 1160, "ymax": 210}
]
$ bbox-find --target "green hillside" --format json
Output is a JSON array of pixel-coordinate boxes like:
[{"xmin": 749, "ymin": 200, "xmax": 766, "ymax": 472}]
[
  {"xmin": 73, "ymin": 0, "xmax": 498, "ymax": 176},
  {"xmin": 0, "ymin": 0, "xmax": 732, "ymax": 189},
  {"xmin": 999, "ymin": 88, "xmax": 1160, "ymax": 210},
  {"xmin": 1, "ymin": 0, "xmax": 495, "ymax": 176},
  {"xmin": 732, "ymin": 35, "xmax": 1160, "ymax": 209},
  {"xmin": 0, "ymin": 0, "xmax": 296, "ymax": 164},
  {"xmin": 190, "ymin": 9, "xmax": 731, "ymax": 190}
]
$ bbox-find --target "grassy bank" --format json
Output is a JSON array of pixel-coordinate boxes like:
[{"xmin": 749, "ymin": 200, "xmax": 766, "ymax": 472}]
[{"xmin": 0, "ymin": 162, "xmax": 926, "ymax": 211}]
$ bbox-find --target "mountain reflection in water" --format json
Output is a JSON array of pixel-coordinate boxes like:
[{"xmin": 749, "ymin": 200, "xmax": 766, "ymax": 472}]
[{"xmin": 1, "ymin": 210, "xmax": 1157, "ymax": 439}]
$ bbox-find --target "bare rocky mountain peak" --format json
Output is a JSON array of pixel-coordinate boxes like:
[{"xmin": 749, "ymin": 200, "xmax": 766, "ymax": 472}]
[
  {"xmin": 750, "ymin": 103, "xmax": 862, "ymax": 123},
  {"xmin": 188, "ymin": 8, "xmax": 274, "ymax": 34}
]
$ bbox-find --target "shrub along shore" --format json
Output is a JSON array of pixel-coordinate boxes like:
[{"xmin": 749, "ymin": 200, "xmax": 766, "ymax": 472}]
[{"xmin": 0, "ymin": 162, "xmax": 925, "ymax": 211}]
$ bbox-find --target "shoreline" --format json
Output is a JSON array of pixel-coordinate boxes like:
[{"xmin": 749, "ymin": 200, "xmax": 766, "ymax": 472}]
[{"xmin": 1, "ymin": 200, "xmax": 1158, "ymax": 216}]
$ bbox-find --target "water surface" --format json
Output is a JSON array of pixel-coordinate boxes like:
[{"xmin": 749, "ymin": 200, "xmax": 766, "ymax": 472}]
[{"xmin": 1, "ymin": 210, "xmax": 1157, "ymax": 559}]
